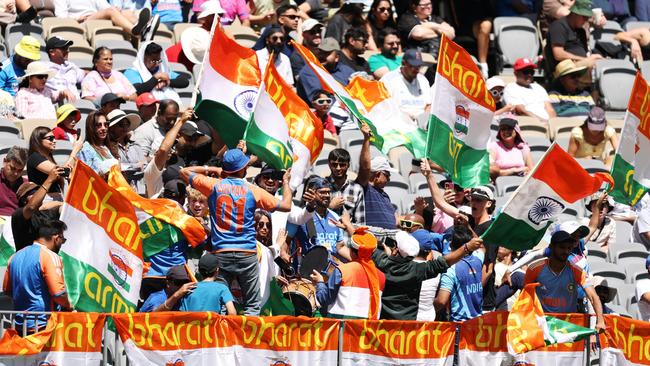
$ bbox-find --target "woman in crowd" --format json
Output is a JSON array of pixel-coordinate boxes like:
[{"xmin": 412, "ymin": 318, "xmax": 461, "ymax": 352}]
[
  {"xmin": 255, "ymin": 210, "xmax": 273, "ymax": 248},
  {"xmin": 582, "ymin": 193, "xmax": 617, "ymax": 253},
  {"xmin": 77, "ymin": 111, "xmax": 119, "ymax": 175},
  {"xmin": 366, "ymin": 0, "xmax": 397, "ymax": 51},
  {"xmin": 488, "ymin": 117, "xmax": 534, "ymax": 179},
  {"xmin": 107, "ymin": 109, "xmax": 146, "ymax": 194},
  {"xmin": 15, "ymin": 61, "xmax": 59, "ymax": 119},
  {"xmin": 27, "ymin": 126, "xmax": 82, "ymax": 200},
  {"xmin": 124, "ymin": 42, "xmax": 189, "ymax": 103},
  {"xmin": 52, "ymin": 104, "xmax": 81, "ymax": 142},
  {"xmin": 568, "ymin": 106, "xmax": 619, "ymax": 167},
  {"xmin": 81, "ymin": 47, "xmax": 137, "ymax": 102},
  {"xmin": 311, "ymin": 90, "xmax": 337, "ymax": 136},
  {"xmin": 325, "ymin": 2, "xmax": 366, "ymax": 44}
]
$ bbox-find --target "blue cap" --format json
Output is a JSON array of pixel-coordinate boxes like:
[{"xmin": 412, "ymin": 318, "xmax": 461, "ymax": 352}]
[
  {"xmin": 646, "ymin": 254, "xmax": 650, "ymax": 270},
  {"xmin": 222, "ymin": 149, "xmax": 250, "ymax": 173},
  {"xmin": 411, "ymin": 229, "xmax": 434, "ymax": 252},
  {"xmin": 403, "ymin": 49, "xmax": 424, "ymax": 67}
]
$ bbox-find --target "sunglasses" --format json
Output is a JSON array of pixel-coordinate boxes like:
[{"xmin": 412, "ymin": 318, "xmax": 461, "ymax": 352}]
[
  {"xmin": 270, "ymin": 36, "xmax": 285, "ymax": 42},
  {"xmin": 399, "ymin": 219, "xmax": 422, "ymax": 229},
  {"xmin": 490, "ymin": 89, "xmax": 503, "ymax": 98},
  {"xmin": 377, "ymin": 7, "xmax": 390, "ymax": 12},
  {"xmin": 329, "ymin": 161, "xmax": 348, "ymax": 167},
  {"xmin": 148, "ymin": 59, "xmax": 163, "ymax": 65},
  {"xmin": 257, "ymin": 221, "xmax": 270, "ymax": 228},
  {"xmin": 42, "ymin": 135, "xmax": 55, "ymax": 141},
  {"xmin": 314, "ymin": 98, "xmax": 332, "ymax": 106},
  {"xmin": 521, "ymin": 69, "xmax": 535, "ymax": 76},
  {"xmin": 281, "ymin": 14, "xmax": 299, "ymax": 20}
]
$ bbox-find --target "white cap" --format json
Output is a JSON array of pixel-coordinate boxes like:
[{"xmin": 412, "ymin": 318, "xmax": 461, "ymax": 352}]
[
  {"xmin": 471, "ymin": 185, "xmax": 495, "ymax": 201},
  {"xmin": 301, "ymin": 18, "xmax": 324, "ymax": 33},
  {"xmin": 198, "ymin": 0, "xmax": 225, "ymax": 18},
  {"xmin": 485, "ymin": 77, "xmax": 505, "ymax": 90},
  {"xmin": 551, "ymin": 221, "xmax": 590, "ymax": 239},
  {"xmin": 395, "ymin": 231, "xmax": 420, "ymax": 257},
  {"xmin": 370, "ymin": 156, "xmax": 398, "ymax": 173},
  {"xmin": 181, "ymin": 27, "xmax": 210, "ymax": 64}
]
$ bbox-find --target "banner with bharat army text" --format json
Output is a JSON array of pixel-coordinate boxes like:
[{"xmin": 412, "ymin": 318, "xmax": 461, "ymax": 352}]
[
  {"xmin": 458, "ymin": 312, "xmax": 514, "ymax": 366},
  {"xmin": 600, "ymin": 314, "xmax": 650, "ymax": 366},
  {"xmin": 60, "ymin": 161, "xmax": 144, "ymax": 313},
  {"xmin": 518, "ymin": 313, "xmax": 589, "ymax": 366},
  {"xmin": 113, "ymin": 312, "xmax": 235, "ymax": 365},
  {"xmin": 0, "ymin": 312, "xmax": 105, "ymax": 365},
  {"xmin": 341, "ymin": 319, "xmax": 455, "ymax": 365}
]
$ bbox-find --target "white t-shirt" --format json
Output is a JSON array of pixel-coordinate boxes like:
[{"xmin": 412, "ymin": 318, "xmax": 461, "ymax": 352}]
[
  {"xmin": 633, "ymin": 207, "xmax": 650, "ymax": 247},
  {"xmin": 54, "ymin": 0, "xmax": 111, "ymax": 19},
  {"xmin": 635, "ymin": 278, "xmax": 650, "ymax": 321},
  {"xmin": 380, "ymin": 69, "xmax": 431, "ymax": 120},
  {"xmin": 256, "ymin": 49, "xmax": 294, "ymax": 86},
  {"xmin": 413, "ymin": 257, "xmax": 440, "ymax": 321},
  {"xmin": 503, "ymin": 82, "xmax": 551, "ymax": 120}
]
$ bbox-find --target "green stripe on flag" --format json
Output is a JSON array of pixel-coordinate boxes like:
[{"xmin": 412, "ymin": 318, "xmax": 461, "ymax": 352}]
[
  {"xmin": 426, "ymin": 116, "xmax": 489, "ymax": 188},
  {"xmin": 338, "ymin": 96, "xmax": 385, "ymax": 150},
  {"xmin": 0, "ymin": 235, "xmax": 14, "ymax": 267},
  {"xmin": 544, "ymin": 315, "xmax": 595, "ymax": 345},
  {"xmin": 382, "ymin": 129, "xmax": 428, "ymax": 159},
  {"xmin": 481, "ymin": 212, "xmax": 549, "ymax": 251},
  {"xmin": 195, "ymin": 99, "xmax": 248, "ymax": 148},
  {"xmin": 140, "ymin": 217, "xmax": 182, "ymax": 259},
  {"xmin": 246, "ymin": 113, "xmax": 294, "ymax": 170},
  {"xmin": 609, "ymin": 154, "xmax": 649, "ymax": 206},
  {"xmin": 61, "ymin": 252, "xmax": 137, "ymax": 313}
]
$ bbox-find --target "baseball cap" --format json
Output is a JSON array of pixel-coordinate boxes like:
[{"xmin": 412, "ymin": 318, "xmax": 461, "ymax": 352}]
[
  {"xmin": 570, "ymin": 0, "xmax": 593, "ymax": 17},
  {"xmin": 513, "ymin": 58, "xmax": 536, "ymax": 71},
  {"xmin": 222, "ymin": 148, "xmax": 250, "ymax": 173},
  {"xmin": 370, "ymin": 156, "xmax": 398, "ymax": 173},
  {"xmin": 550, "ymin": 221, "xmax": 590, "ymax": 244},
  {"xmin": 301, "ymin": 18, "xmax": 324, "ymax": 33},
  {"xmin": 485, "ymin": 77, "xmax": 505, "ymax": 90},
  {"xmin": 318, "ymin": 37, "xmax": 340, "ymax": 52},
  {"xmin": 498, "ymin": 117, "xmax": 518, "ymax": 129},
  {"xmin": 198, "ymin": 253, "xmax": 220, "ymax": 275},
  {"xmin": 163, "ymin": 179, "xmax": 186, "ymax": 200},
  {"xmin": 471, "ymin": 186, "xmax": 495, "ymax": 201},
  {"xmin": 403, "ymin": 49, "xmax": 424, "ymax": 67},
  {"xmin": 411, "ymin": 229, "xmax": 435, "ymax": 252},
  {"xmin": 135, "ymin": 92, "xmax": 158, "ymax": 107},
  {"xmin": 99, "ymin": 93, "xmax": 125, "ymax": 107},
  {"xmin": 180, "ymin": 121, "xmax": 205, "ymax": 137},
  {"xmin": 45, "ymin": 36, "xmax": 73, "ymax": 50},
  {"xmin": 198, "ymin": 0, "xmax": 225, "ymax": 19},
  {"xmin": 395, "ymin": 231, "xmax": 420, "ymax": 257},
  {"xmin": 14, "ymin": 35, "xmax": 41, "ymax": 61},
  {"xmin": 586, "ymin": 106, "xmax": 607, "ymax": 131},
  {"xmin": 16, "ymin": 181, "xmax": 39, "ymax": 203},
  {"xmin": 56, "ymin": 104, "xmax": 81, "ymax": 125},
  {"xmin": 166, "ymin": 265, "xmax": 191, "ymax": 281}
]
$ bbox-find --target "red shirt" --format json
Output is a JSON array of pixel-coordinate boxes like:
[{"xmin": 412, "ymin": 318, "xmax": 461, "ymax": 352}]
[
  {"xmin": 166, "ymin": 43, "xmax": 196, "ymax": 74},
  {"xmin": 0, "ymin": 168, "xmax": 26, "ymax": 216}
]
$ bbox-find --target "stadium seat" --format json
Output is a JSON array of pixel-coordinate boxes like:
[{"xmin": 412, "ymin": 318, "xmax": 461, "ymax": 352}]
[
  {"xmin": 338, "ymin": 129, "xmax": 363, "ymax": 150},
  {"xmin": 591, "ymin": 20, "xmax": 624, "ymax": 46},
  {"xmin": 590, "ymin": 262, "xmax": 626, "ymax": 286},
  {"xmin": 576, "ymin": 159, "xmax": 608, "ymax": 174},
  {"xmin": 68, "ymin": 45, "xmax": 94, "ymax": 60},
  {"xmin": 613, "ymin": 284, "xmax": 636, "ymax": 306},
  {"xmin": 588, "ymin": 248, "xmax": 608, "ymax": 261},
  {"xmin": 17, "ymin": 119, "xmax": 57, "ymax": 142},
  {"xmin": 69, "ymin": 57, "xmax": 93, "ymax": 71},
  {"xmin": 42, "ymin": 18, "xmax": 81, "ymax": 38},
  {"xmin": 312, "ymin": 158, "xmax": 330, "ymax": 177},
  {"xmin": 84, "ymin": 20, "xmax": 116, "ymax": 40},
  {"xmin": 91, "ymin": 26, "xmax": 126, "ymax": 46},
  {"xmin": 495, "ymin": 175, "xmax": 523, "ymax": 197},
  {"xmin": 173, "ymin": 23, "xmax": 199, "ymax": 45},
  {"xmin": 561, "ymin": 201, "xmax": 584, "ymax": 217},
  {"xmin": 548, "ymin": 116, "xmax": 584, "ymax": 141},
  {"xmin": 5, "ymin": 23, "xmax": 43, "ymax": 41},
  {"xmin": 49, "ymin": 24, "xmax": 86, "ymax": 38},
  {"xmin": 595, "ymin": 59, "xmax": 637, "ymax": 111},
  {"xmin": 615, "ymin": 220, "xmax": 633, "ymax": 244},
  {"xmin": 640, "ymin": 60, "xmax": 650, "ymax": 79},
  {"xmin": 624, "ymin": 21, "xmax": 650, "ymax": 31},
  {"xmin": 493, "ymin": 17, "xmax": 539, "ymax": 66},
  {"xmin": 113, "ymin": 54, "xmax": 137, "ymax": 72},
  {"xmin": 0, "ymin": 120, "xmax": 21, "ymax": 139},
  {"xmin": 153, "ymin": 28, "xmax": 175, "ymax": 44}
]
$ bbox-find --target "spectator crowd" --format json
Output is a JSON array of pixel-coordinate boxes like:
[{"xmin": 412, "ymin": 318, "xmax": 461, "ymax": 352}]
[{"xmin": 2, "ymin": 0, "xmax": 650, "ymax": 344}]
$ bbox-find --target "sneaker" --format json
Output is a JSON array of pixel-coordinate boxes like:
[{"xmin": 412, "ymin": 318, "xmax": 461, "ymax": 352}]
[
  {"xmin": 141, "ymin": 14, "xmax": 160, "ymax": 42},
  {"xmin": 131, "ymin": 8, "xmax": 151, "ymax": 37}
]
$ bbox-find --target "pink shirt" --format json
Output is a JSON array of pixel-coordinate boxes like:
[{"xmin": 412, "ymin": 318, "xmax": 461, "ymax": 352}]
[
  {"xmin": 15, "ymin": 87, "xmax": 57, "ymax": 120},
  {"xmin": 489, "ymin": 140, "xmax": 530, "ymax": 170},
  {"xmin": 431, "ymin": 209, "xmax": 454, "ymax": 233},
  {"xmin": 81, "ymin": 70, "xmax": 136, "ymax": 100},
  {"xmin": 219, "ymin": 0, "xmax": 250, "ymax": 24}
]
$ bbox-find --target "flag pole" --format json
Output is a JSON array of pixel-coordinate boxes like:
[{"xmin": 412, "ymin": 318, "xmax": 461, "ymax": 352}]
[
  {"xmin": 242, "ymin": 53, "xmax": 271, "ymax": 141},
  {"xmin": 425, "ymin": 34, "xmax": 446, "ymax": 156},
  {"xmin": 190, "ymin": 18, "xmax": 220, "ymax": 108}
]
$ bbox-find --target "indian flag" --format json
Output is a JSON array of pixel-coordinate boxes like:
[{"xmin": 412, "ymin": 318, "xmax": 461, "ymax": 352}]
[
  {"xmin": 245, "ymin": 59, "xmax": 295, "ymax": 173},
  {"xmin": 426, "ymin": 35, "xmax": 494, "ymax": 188},
  {"xmin": 0, "ymin": 216, "xmax": 15, "ymax": 266},
  {"xmin": 507, "ymin": 284, "xmax": 595, "ymax": 355},
  {"xmin": 481, "ymin": 143, "xmax": 613, "ymax": 251},
  {"xmin": 195, "ymin": 24, "xmax": 261, "ymax": 148},
  {"xmin": 0, "ymin": 313, "xmax": 105, "ymax": 365},
  {"xmin": 107, "ymin": 166, "xmax": 206, "ymax": 265},
  {"xmin": 346, "ymin": 76, "xmax": 427, "ymax": 158},
  {"xmin": 60, "ymin": 161, "xmax": 143, "ymax": 313},
  {"xmin": 609, "ymin": 72, "xmax": 650, "ymax": 206}
]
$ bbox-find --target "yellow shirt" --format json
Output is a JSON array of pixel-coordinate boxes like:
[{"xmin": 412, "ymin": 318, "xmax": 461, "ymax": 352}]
[{"xmin": 570, "ymin": 125, "xmax": 616, "ymax": 161}]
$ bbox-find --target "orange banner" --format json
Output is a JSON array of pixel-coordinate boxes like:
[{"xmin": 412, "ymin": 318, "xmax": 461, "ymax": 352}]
[
  {"xmin": 460, "ymin": 311, "xmax": 509, "ymax": 353},
  {"xmin": 601, "ymin": 314, "xmax": 650, "ymax": 365},
  {"xmin": 626, "ymin": 72, "xmax": 650, "ymax": 140}
]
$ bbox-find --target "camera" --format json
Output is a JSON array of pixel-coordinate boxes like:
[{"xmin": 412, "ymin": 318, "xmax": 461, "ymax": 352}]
[{"xmin": 61, "ymin": 167, "xmax": 71, "ymax": 178}]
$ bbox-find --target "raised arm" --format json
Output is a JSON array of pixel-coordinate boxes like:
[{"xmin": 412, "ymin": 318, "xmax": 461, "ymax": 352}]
[
  {"xmin": 356, "ymin": 123, "xmax": 372, "ymax": 187},
  {"xmin": 420, "ymin": 158, "xmax": 460, "ymax": 218},
  {"xmin": 154, "ymin": 108, "xmax": 193, "ymax": 171}
]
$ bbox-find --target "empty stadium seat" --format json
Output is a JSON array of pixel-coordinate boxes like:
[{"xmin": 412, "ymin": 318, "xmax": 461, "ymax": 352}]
[
  {"xmin": 590, "ymin": 262, "xmax": 627, "ymax": 286},
  {"xmin": 548, "ymin": 116, "xmax": 584, "ymax": 141},
  {"xmin": 0, "ymin": 120, "xmax": 21, "ymax": 139},
  {"xmin": 615, "ymin": 220, "xmax": 633, "ymax": 244},
  {"xmin": 591, "ymin": 20, "xmax": 624, "ymax": 46},
  {"xmin": 595, "ymin": 59, "xmax": 637, "ymax": 111},
  {"xmin": 312, "ymin": 158, "xmax": 329, "ymax": 177},
  {"xmin": 42, "ymin": 18, "xmax": 81, "ymax": 38},
  {"xmin": 576, "ymin": 159, "xmax": 608, "ymax": 174},
  {"xmin": 493, "ymin": 17, "xmax": 539, "ymax": 66},
  {"xmin": 495, "ymin": 175, "xmax": 523, "ymax": 197},
  {"xmin": 613, "ymin": 284, "xmax": 636, "ymax": 306},
  {"xmin": 624, "ymin": 21, "xmax": 650, "ymax": 31}
]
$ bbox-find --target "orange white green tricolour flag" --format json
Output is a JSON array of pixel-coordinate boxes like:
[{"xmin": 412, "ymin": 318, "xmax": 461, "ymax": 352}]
[
  {"xmin": 346, "ymin": 76, "xmax": 427, "ymax": 158},
  {"xmin": 609, "ymin": 72, "xmax": 650, "ymax": 206},
  {"xmin": 60, "ymin": 161, "xmax": 143, "ymax": 313},
  {"xmin": 481, "ymin": 143, "xmax": 613, "ymax": 250},
  {"xmin": 0, "ymin": 313, "xmax": 105, "ymax": 365},
  {"xmin": 195, "ymin": 23, "xmax": 261, "ymax": 148},
  {"xmin": 426, "ymin": 35, "xmax": 495, "ymax": 187}
]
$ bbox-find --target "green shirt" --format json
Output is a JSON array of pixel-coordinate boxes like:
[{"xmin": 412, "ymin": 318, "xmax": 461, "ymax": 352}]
[{"xmin": 368, "ymin": 54, "xmax": 403, "ymax": 73}]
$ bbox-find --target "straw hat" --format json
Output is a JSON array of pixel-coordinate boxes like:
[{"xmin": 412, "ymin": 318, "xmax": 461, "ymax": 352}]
[
  {"xmin": 554, "ymin": 59, "xmax": 587, "ymax": 79},
  {"xmin": 107, "ymin": 109, "xmax": 141, "ymax": 132},
  {"xmin": 19, "ymin": 61, "xmax": 55, "ymax": 81},
  {"xmin": 181, "ymin": 27, "xmax": 210, "ymax": 64}
]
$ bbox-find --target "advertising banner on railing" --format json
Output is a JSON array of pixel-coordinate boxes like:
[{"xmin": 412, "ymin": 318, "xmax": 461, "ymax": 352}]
[
  {"xmin": 0, "ymin": 312, "xmax": 105, "ymax": 365},
  {"xmin": 519, "ymin": 313, "xmax": 588, "ymax": 366},
  {"xmin": 600, "ymin": 314, "xmax": 650, "ymax": 365},
  {"xmin": 340, "ymin": 319, "xmax": 455, "ymax": 365},
  {"xmin": 112, "ymin": 312, "xmax": 235, "ymax": 366},
  {"xmin": 458, "ymin": 311, "xmax": 513, "ymax": 366},
  {"xmin": 223, "ymin": 315, "xmax": 340, "ymax": 365}
]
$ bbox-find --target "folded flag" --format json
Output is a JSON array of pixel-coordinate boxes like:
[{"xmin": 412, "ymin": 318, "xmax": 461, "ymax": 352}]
[
  {"xmin": 482, "ymin": 143, "xmax": 613, "ymax": 250},
  {"xmin": 346, "ymin": 75, "xmax": 427, "ymax": 158},
  {"xmin": 507, "ymin": 283, "xmax": 595, "ymax": 354},
  {"xmin": 426, "ymin": 35, "xmax": 495, "ymax": 188},
  {"xmin": 0, "ymin": 216, "xmax": 15, "ymax": 266},
  {"xmin": 609, "ymin": 72, "xmax": 650, "ymax": 206},
  {"xmin": 195, "ymin": 23, "xmax": 261, "ymax": 148}
]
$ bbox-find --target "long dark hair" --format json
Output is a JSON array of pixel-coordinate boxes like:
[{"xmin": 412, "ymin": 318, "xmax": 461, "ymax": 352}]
[
  {"xmin": 28, "ymin": 126, "xmax": 55, "ymax": 162},
  {"xmin": 85, "ymin": 111, "xmax": 118, "ymax": 158},
  {"xmin": 254, "ymin": 210, "xmax": 272, "ymax": 247},
  {"xmin": 368, "ymin": 0, "xmax": 397, "ymax": 29},
  {"xmin": 92, "ymin": 47, "xmax": 111, "ymax": 71}
]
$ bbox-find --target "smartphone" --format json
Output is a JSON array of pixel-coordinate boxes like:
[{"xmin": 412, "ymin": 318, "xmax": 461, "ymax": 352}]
[
  {"xmin": 384, "ymin": 237, "xmax": 397, "ymax": 248},
  {"xmin": 61, "ymin": 167, "xmax": 71, "ymax": 178},
  {"xmin": 444, "ymin": 182, "xmax": 454, "ymax": 191}
]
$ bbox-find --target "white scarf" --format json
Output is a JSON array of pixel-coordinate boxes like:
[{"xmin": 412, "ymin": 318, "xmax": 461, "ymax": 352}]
[{"xmin": 133, "ymin": 41, "xmax": 181, "ymax": 104}]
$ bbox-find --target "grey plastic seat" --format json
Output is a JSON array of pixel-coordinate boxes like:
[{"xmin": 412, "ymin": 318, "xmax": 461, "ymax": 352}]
[
  {"xmin": 493, "ymin": 17, "xmax": 539, "ymax": 66},
  {"xmin": 613, "ymin": 284, "xmax": 636, "ymax": 306},
  {"xmin": 595, "ymin": 59, "xmax": 637, "ymax": 111},
  {"xmin": 0, "ymin": 120, "xmax": 20, "ymax": 139},
  {"xmin": 576, "ymin": 158, "xmax": 608, "ymax": 174},
  {"xmin": 591, "ymin": 20, "xmax": 624, "ymax": 45},
  {"xmin": 590, "ymin": 262, "xmax": 627, "ymax": 286},
  {"xmin": 615, "ymin": 220, "xmax": 634, "ymax": 244},
  {"xmin": 495, "ymin": 175, "xmax": 524, "ymax": 197},
  {"xmin": 625, "ymin": 21, "xmax": 650, "ymax": 31}
]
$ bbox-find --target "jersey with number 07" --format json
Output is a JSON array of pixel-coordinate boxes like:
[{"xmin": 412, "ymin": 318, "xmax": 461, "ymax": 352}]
[{"xmin": 189, "ymin": 174, "xmax": 281, "ymax": 252}]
